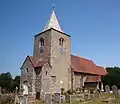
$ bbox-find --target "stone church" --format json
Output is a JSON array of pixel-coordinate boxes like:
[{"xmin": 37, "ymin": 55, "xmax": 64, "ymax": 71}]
[{"xmin": 20, "ymin": 9, "xmax": 107, "ymax": 98}]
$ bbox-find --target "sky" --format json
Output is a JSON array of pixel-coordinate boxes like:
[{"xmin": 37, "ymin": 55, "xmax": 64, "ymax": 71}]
[{"xmin": 0, "ymin": 0, "xmax": 120, "ymax": 76}]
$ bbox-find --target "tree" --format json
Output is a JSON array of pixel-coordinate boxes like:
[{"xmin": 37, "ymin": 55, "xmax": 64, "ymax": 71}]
[
  {"xmin": 11, "ymin": 76, "xmax": 20, "ymax": 92},
  {"xmin": 0, "ymin": 72, "xmax": 20, "ymax": 93},
  {"xmin": 101, "ymin": 67, "xmax": 120, "ymax": 89},
  {"xmin": 0, "ymin": 72, "xmax": 13, "ymax": 93}
]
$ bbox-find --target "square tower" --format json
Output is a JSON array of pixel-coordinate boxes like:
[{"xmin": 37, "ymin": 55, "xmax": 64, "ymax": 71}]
[{"xmin": 33, "ymin": 10, "xmax": 71, "ymax": 90}]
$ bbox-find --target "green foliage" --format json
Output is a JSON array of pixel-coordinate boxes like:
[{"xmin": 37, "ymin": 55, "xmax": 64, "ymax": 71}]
[
  {"xmin": 0, "ymin": 72, "xmax": 13, "ymax": 93},
  {"xmin": 0, "ymin": 72, "xmax": 20, "ymax": 93},
  {"xmin": 101, "ymin": 67, "xmax": 120, "ymax": 88},
  {"xmin": 61, "ymin": 88, "xmax": 65, "ymax": 95},
  {"xmin": 11, "ymin": 76, "xmax": 20, "ymax": 92},
  {"xmin": 66, "ymin": 89, "xmax": 75, "ymax": 95}
]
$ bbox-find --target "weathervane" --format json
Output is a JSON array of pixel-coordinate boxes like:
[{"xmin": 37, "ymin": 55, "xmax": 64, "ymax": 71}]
[{"xmin": 52, "ymin": 0, "xmax": 55, "ymax": 10}]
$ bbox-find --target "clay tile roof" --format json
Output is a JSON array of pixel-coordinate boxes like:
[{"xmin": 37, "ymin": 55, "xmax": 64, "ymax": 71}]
[
  {"xmin": 29, "ymin": 56, "xmax": 45, "ymax": 68},
  {"xmin": 85, "ymin": 76, "xmax": 101, "ymax": 82},
  {"xmin": 71, "ymin": 55, "xmax": 107, "ymax": 75}
]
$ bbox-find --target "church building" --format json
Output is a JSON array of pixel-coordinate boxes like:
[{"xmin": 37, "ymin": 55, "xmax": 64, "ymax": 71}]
[{"xmin": 20, "ymin": 9, "xmax": 107, "ymax": 98}]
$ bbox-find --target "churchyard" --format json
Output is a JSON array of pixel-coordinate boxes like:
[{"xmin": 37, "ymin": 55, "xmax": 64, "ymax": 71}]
[
  {"xmin": 30, "ymin": 91, "xmax": 120, "ymax": 104},
  {"xmin": 1, "ymin": 85, "xmax": 120, "ymax": 104}
]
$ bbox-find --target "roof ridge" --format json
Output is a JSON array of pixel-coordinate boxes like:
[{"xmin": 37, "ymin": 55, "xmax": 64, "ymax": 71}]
[{"xmin": 71, "ymin": 54, "xmax": 92, "ymax": 62}]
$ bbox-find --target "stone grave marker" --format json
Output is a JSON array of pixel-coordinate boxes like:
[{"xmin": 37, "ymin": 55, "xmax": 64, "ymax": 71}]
[
  {"xmin": 14, "ymin": 87, "xmax": 20, "ymax": 104},
  {"xmin": 112, "ymin": 85, "xmax": 119, "ymax": 98},
  {"xmin": 0, "ymin": 86, "xmax": 1, "ymax": 94},
  {"xmin": 94, "ymin": 90, "xmax": 100, "ymax": 99},
  {"xmin": 118, "ymin": 90, "xmax": 120, "ymax": 97},
  {"xmin": 45, "ymin": 93, "xmax": 52, "ymax": 104},
  {"xmin": 40, "ymin": 92, "xmax": 45, "ymax": 100},
  {"xmin": 101, "ymin": 83, "xmax": 104, "ymax": 92},
  {"xmin": 65, "ymin": 94, "xmax": 71, "ymax": 103},
  {"xmin": 53, "ymin": 93, "xmax": 61, "ymax": 104},
  {"xmin": 61, "ymin": 95, "xmax": 65, "ymax": 103},
  {"xmin": 84, "ymin": 93, "xmax": 90, "ymax": 101},
  {"xmin": 105, "ymin": 85, "xmax": 110, "ymax": 93}
]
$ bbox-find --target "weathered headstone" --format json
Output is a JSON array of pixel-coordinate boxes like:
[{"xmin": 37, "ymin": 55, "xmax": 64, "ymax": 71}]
[
  {"xmin": 45, "ymin": 94, "xmax": 52, "ymax": 104},
  {"xmin": 14, "ymin": 87, "xmax": 20, "ymax": 104},
  {"xmin": 101, "ymin": 83, "xmax": 104, "ymax": 92},
  {"xmin": 84, "ymin": 93, "xmax": 90, "ymax": 101},
  {"xmin": 0, "ymin": 86, "xmax": 1, "ymax": 94},
  {"xmin": 65, "ymin": 94, "xmax": 71, "ymax": 103},
  {"xmin": 14, "ymin": 94, "xmax": 20, "ymax": 104},
  {"xmin": 95, "ymin": 90, "xmax": 100, "ymax": 99},
  {"xmin": 112, "ymin": 85, "xmax": 119, "ymax": 98},
  {"xmin": 40, "ymin": 92, "xmax": 45, "ymax": 100},
  {"xmin": 15, "ymin": 86, "xmax": 18, "ymax": 94},
  {"xmin": 53, "ymin": 93, "xmax": 61, "ymax": 104},
  {"xmin": 61, "ymin": 95, "xmax": 65, "ymax": 103},
  {"xmin": 105, "ymin": 85, "xmax": 110, "ymax": 93}
]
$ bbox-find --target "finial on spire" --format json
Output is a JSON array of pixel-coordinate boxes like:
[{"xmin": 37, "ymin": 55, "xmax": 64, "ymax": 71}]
[
  {"xmin": 43, "ymin": 0, "xmax": 63, "ymax": 32},
  {"xmin": 52, "ymin": 0, "xmax": 55, "ymax": 10}
]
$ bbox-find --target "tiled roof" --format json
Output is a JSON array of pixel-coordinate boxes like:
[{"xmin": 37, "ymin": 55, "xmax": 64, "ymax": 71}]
[
  {"xmin": 28, "ymin": 56, "xmax": 45, "ymax": 68},
  {"xmin": 71, "ymin": 55, "xmax": 107, "ymax": 75},
  {"xmin": 27, "ymin": 55, "xmax": 107, "ymax": 76},
  {"xmin": 85, "ymin": 76, "xmax": 101, "ymax": 82}
]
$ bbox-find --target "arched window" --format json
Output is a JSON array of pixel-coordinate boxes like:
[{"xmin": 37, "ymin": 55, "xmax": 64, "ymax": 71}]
[
  {"xmin": 46, "ymin": 71, "xmax": 48, "ymax": 75},
  {"xmin": 26, "ymin": 68, "xmax": 28, "ymax": 74},
  {"xmin": 59, "ymin": 38, "xmax": 64, "ymax": 47},
  {"xmin": 39, "ymin": 38, "xmax": 44, "ymax": 47}
]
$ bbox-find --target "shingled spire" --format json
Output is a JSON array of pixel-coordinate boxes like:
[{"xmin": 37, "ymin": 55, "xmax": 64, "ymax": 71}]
[{"xmin": 43, "ymin": 10, "xmax": 62, "ymax": 32}]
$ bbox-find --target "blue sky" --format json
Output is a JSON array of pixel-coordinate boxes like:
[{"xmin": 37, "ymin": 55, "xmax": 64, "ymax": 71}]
[{"xmin": 0, "ymin": 0, "xmax": 120, "ymax": 76}]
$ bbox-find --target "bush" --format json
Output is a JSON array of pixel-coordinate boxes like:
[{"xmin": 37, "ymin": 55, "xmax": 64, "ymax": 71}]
[
  {"xmin": 67, "ymin": 89, "xmax": 75, "ymax": 95},
  {"xmin": 61, "ymin": 88, "xmax": 65, "ymax": 95},
  {"xmin": 75, "ymin": 88, "xmax": 81, "ymax": 94}
]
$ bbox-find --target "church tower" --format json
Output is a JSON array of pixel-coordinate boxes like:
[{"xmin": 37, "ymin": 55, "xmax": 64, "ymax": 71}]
[{"xmin": 33, "ymin": 10, "xmax": 71, "ymax": 90}]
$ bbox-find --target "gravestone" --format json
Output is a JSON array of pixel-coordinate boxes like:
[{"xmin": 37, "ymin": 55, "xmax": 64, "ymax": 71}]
[
  {"xmin": 0, "ymin": 86, "xmax": 1, "ymax": 94},
  {"xmin": 84, "ymin": 93, "xmax": 90, "ymax": 101},
  {"xmin": 95, "ymin": 90, "xmax": 100, "ymax": 99},
  {"xmin": 105, "ymin": 85, "xmax": 110, "ymax": 93},
  {"xmin": 45, "ymin": 94, "xmax": 52, "ymax": 104},
  {"xmin": 53, "ymin": 93, "xmax": 61, "ymax": 104},
  {"xmin": 65, "ymin": 94, "xmax": 71, "ymax": 103},
  {"xmin": 101, "ymin": 83, "xmax": 104, "ymax": 92},
  {"xmin": 15, "ymin": 87, "xmax": 18, "ymax": 94},
  {"xmin": 14, "ymin": 94, "xmax": 20, "ymax": 104},
  {"xmin": 14, "ymin": 87, "xmax": 20, "ymax": 104},
  {"xmin": 40, "ymin": 92, "xmax": 45, "ymax": 100},
  {"xmin": 61, "ymin": 95, "xmax": 65, "ymax": 103},
  {"xmin": 112, "ymin": 85, "xmax": 119, "ymax": 98}
]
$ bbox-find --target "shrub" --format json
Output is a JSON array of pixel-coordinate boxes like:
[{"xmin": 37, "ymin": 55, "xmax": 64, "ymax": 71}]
[
  {"xmin": 66, "ymin": 89, "xmax": 75, "ymax": 95},
  {"xmin": 61, "ymin": 88, "xmax": 65, "ymax": 95}
]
